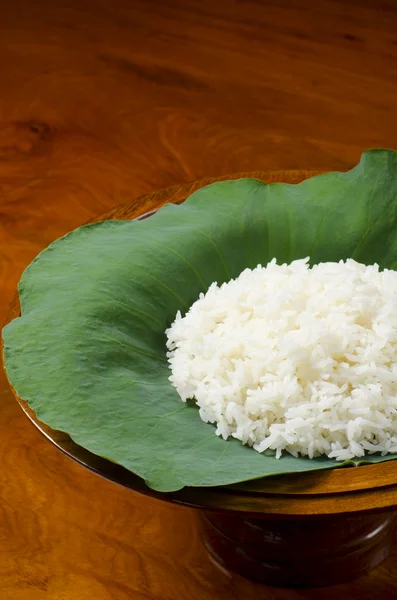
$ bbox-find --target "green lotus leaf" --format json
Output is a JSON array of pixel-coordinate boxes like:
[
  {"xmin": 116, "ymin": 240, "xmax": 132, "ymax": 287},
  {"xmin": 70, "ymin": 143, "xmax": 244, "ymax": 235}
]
[{"xmin": 3, "ymin": 149, "xmax": 397, "ymax": 492}]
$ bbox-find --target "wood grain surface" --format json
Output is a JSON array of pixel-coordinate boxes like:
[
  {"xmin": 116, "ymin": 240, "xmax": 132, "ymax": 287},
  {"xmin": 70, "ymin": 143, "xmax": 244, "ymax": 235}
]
[{"xmin": 2, "ymin": 0, "xmax": 397, "ymax": 597}]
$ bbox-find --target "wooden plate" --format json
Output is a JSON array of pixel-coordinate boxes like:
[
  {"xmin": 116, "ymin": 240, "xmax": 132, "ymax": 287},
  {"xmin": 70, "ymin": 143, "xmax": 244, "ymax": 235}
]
[{"xmin": 3, "ymin": 169, "xmax": 397, "ymax": 587}]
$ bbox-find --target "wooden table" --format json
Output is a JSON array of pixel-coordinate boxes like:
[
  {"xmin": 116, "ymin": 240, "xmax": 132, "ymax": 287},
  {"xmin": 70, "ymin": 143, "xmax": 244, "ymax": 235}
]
[{"xmin": 1, "ymin": 0, "xmax": 397, "ymax": 597}]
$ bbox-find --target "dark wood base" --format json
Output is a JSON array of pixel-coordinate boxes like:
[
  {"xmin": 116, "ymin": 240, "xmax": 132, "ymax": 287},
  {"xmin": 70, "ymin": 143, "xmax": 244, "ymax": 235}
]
[{"xmin": 200, "ymin": 510, "xmax": 397, "ymax": 588}]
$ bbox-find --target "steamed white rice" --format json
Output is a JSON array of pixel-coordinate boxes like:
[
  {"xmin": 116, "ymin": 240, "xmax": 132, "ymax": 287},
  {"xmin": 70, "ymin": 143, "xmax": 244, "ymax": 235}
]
[{"xmin": 166, "ymin": 258, "xmax": 397, "ymax": 461}]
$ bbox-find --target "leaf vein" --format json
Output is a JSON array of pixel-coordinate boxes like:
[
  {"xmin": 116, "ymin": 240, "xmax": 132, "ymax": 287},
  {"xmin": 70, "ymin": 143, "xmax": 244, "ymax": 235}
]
[
  {"xmin": 92, "ymin": 293, "xmax": 163, "ymax": 327},
  {"xmin": 100, "ymin": 334, "xmax": 167, "ymax": 363},
  {"xmin": 149, "ymin": 239, "xmax": 207, "ymax": 288}
]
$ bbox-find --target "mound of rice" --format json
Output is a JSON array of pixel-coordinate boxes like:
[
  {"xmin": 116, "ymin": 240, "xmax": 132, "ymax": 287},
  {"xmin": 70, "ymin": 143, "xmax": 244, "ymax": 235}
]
[{"xmin": 166, "ymin": 258, "xmax": 397, "ymax": 461}]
